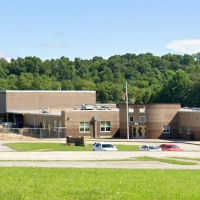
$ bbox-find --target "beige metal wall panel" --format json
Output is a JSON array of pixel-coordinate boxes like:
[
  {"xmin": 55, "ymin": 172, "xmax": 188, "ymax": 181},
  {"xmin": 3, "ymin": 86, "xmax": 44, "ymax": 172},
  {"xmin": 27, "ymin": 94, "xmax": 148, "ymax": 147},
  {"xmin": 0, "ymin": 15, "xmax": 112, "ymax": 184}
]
[{"xmin": 4, "ymin": 90, "xmax": 96, "ymax": 111}]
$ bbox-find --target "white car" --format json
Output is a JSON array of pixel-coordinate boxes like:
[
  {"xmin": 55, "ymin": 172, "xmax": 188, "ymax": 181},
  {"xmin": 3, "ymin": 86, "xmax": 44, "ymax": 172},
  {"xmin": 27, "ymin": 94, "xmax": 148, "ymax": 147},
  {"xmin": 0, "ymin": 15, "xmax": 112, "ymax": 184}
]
[
  {"xmin": 92, "ymin": 142, "xmax": 118, "ymax": 151},
  {"xmin": 139, "ymin": 144, "xmax": 162, "ymax": 151}
]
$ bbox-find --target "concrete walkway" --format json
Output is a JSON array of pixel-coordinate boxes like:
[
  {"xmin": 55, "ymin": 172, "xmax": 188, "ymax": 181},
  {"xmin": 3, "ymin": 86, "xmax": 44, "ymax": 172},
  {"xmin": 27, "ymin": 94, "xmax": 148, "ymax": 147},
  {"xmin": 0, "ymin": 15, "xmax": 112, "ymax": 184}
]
[{"xmin": 0, "ymin": 141, "xmax": 16, "ymax": 152}]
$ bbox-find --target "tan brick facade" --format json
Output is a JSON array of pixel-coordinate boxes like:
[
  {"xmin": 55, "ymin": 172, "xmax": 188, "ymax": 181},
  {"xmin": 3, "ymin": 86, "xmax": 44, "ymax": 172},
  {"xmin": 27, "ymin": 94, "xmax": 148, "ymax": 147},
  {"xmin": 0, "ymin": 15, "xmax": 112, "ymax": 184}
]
[
  {"xmin": 178, "ymin": 109, "xmax": 200, "ymax": 140},
  {"xmin": 0, "ymin": 90, "xmax": 119, "ymax": 138},
  {"xmin": 119, "ymin": 103, "xmax": 181, "ymax": 139},
  {"xmin": 1, "ymin": 91, "xmax": 200, "ymax": 140},
  {"xmin": 62, "ymin": 110, "xmax": 119, "ymax": 138},
  {"xmin": 24, "ymin": 109, "xmax": 119, "ymax": 138}
]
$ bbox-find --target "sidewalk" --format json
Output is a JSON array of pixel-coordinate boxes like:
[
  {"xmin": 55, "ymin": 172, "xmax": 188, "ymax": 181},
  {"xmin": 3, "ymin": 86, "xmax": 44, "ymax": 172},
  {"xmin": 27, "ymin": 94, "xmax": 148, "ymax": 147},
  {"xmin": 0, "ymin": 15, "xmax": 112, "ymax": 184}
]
[{"xmin": 0, "ymin": 141, "xmax": 16, "ymax": 152}]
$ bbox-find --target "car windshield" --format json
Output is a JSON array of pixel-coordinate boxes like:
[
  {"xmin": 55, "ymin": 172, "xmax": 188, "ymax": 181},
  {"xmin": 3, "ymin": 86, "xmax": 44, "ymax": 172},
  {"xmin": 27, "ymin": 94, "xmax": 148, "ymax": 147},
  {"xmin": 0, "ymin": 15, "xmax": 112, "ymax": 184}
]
[
  {"xmin": 102, "ymin": 144, "xmax": 114, "ymax": 148},
  {"xmin": 168, "ymin": 145, "xmax": 179, "ymax": 148}
]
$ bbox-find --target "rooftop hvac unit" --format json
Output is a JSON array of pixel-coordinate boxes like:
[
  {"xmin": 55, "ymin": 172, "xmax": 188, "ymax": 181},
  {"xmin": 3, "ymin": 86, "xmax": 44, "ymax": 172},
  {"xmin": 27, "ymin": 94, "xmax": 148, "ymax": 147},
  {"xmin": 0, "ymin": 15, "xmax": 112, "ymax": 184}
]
[{"xmin": 81, "ymin": 104, "xmax": 94, "ymax": 110}]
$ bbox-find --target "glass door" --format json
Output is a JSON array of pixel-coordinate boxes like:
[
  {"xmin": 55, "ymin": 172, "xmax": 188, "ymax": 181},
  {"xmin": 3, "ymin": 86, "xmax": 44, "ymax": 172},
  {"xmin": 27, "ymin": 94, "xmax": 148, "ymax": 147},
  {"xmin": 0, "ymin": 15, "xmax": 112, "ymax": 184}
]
[{"xmin": 131, "ymin": 126, "xmax": 146, "ymax": 138}]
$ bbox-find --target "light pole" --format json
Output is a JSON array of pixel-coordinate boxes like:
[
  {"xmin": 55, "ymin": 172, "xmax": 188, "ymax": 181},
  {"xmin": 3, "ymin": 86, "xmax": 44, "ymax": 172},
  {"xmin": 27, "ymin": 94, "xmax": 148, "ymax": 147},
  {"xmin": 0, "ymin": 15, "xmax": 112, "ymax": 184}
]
[{"xmin": 126, "ymin": 82, "xmax": 129, "ymax": 140}]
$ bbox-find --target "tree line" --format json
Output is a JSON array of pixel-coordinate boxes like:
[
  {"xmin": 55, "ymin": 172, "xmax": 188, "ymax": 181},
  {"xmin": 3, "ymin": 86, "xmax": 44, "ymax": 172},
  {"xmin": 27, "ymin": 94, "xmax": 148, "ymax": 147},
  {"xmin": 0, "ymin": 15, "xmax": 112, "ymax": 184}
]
[{"xmin": 1, "ymin": 52, "xmax": 200, "ymax": 107}]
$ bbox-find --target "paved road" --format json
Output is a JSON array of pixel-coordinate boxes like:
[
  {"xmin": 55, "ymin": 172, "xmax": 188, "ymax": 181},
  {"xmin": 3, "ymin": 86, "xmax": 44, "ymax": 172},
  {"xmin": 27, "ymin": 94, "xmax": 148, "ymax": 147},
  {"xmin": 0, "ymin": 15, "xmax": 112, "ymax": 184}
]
[
  {"xmin": 0, "ymin": 160, "xmax": 200, "ymax": 169},
  {"xmin": 0, "ymin": 151, "xmax": 200, "ymax": 169},
  {"xmin": 1, "ymin": 151, "xmax": 200, "ymax": 160},
  {"xmin": 0, "ymin": 139, "xmax": 200, "ymax": 169}
]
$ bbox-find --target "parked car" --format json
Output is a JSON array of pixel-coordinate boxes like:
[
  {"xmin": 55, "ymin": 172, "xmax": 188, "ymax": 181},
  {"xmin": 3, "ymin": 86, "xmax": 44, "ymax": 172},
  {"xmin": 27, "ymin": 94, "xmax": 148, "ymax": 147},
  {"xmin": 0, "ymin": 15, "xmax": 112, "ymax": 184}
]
[
  {"xmin": 92, "ymin": 142, "xmax": 118, "ymax": 151},
  {"xmin": 139, "ymin": 144, "xmax": 162, "ymax": 151},
  {"xmin": 159, "ymin": 144, "xmax": 183, "ymax": 151}
]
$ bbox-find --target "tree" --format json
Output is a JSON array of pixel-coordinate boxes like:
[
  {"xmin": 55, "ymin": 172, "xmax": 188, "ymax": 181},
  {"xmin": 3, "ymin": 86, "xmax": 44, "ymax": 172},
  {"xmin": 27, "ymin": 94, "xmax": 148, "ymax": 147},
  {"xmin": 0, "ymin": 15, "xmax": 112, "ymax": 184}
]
[
  {"xmin": 187, "ymin": 78, "xmax": 200, "ymax": 107},
  {"xmin": 99, "ymin": 66, "xmax": 114, "ymax": 82},
  {"xmin": 24, "ymin": 56, "xmax": 42, "ymax": 75},
  {"xmin": 7, "ymin": 75, "xmax": 18, "ymax": 89},
  {"xmin": 8, "ymin": 58, "xmax": 26, "ymax": 75},
  {"xmin": 96, "ymin": 82, "xmax": 115, "ymax": 103},
  {"xmin": 17, "ymin": 73, "xmax": 34, "ymax": 89},
  {"xmin": 32, "ymin": 75, "xmax": 53, "ymax": 90},
  {"xmin": 0, "ymin": 78, "xmax": 8, "ymax": 90},
  {"xmin": 0, "ymin": 58, "xmax": 9, "ymax": 77},
  {"xmin": 56, "ymin": 57, "xmax": 76, "ymax": 81},
  {"xmin": 74, "ymin": 79, "xmax": 96, "ymax": 91},
  {"xmin": 61, "ymin": 80, "xmax": 74, "ymax": 90},
  {"xmin": 158, "ymin": 70, "xmax": 192, "ymax": 106}
]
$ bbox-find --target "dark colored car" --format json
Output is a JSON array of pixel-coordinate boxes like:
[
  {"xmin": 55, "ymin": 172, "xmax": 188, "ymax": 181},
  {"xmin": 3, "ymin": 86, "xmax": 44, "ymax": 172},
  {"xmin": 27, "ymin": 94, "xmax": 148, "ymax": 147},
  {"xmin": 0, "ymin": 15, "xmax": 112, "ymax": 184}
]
[{"xmin": 159, "ymin": 144, "xmax": 183, "ymax": 151}]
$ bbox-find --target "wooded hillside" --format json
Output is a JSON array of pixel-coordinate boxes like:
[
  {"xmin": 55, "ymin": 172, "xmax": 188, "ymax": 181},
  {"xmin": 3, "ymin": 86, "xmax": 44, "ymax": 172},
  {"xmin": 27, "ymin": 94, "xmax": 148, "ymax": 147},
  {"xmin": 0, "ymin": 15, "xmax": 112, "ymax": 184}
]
[{"xmin": 1, "ymin": 52, "xmax": 200, "ymax": 107}]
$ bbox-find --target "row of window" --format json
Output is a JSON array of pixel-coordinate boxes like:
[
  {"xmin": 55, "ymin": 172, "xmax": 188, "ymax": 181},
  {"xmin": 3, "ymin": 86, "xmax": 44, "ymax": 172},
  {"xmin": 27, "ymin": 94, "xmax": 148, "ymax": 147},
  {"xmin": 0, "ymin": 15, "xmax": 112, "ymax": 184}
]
[
  {"xmin": 129, "ymin": 106, "xmax": 145, "ymax": 113},
  {"xmin": 163, "ymin": 126, "xmax": 193, "ymax": 134},
  {"xmin": 179, "ymin": 127, "xmax": 192, "ymax": 134},
  {"xmin": 46, "ymin": 119, "xmax": 191, "ymax": 135},
  {"xmin": 129, "ymin": 116, "xmax": 146, "ymax": 123},
  {"xmin": 80, "ymin": 121, "xmax": 111, "ymax": 133},
  {"xmin": 43, "ymin": 120, "xmax": 191, "ymax": 135},
  {"xmin": 163, "ymin": 126, "xmax": 194, "ymax": 134},
  {"xmin": 43, "ymin": 120, "xmax": 111, "ymax": 133},
  {"xmin": 80, "ymin": 124, "xmax": 192, "ymax": 134}
]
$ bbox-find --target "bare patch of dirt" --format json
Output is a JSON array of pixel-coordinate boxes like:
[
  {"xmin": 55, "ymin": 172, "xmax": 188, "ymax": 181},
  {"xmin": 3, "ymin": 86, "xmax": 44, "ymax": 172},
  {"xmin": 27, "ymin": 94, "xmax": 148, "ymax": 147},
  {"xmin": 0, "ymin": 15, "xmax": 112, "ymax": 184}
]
[{"xmin": 0, "ymin": 133, "xmax": 38, "ymax": 140}]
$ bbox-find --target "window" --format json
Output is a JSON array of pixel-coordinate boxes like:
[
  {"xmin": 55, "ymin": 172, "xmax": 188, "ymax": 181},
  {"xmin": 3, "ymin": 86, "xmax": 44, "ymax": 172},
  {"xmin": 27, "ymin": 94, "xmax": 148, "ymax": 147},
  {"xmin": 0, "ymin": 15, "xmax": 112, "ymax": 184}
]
[
  {"xmin": 53, "ymin": 120, "xmax": 57, "ymax": 132},
  {"xmin": 58, "ymin": 121, "xmax": 62, "ymax": 134},
  {"xmin": 187, "ymin": 127, "xmax": 191, "ymax": 135},
  {"xmin": 79, "ymin": 122, "xmax": 90, "ymax": 132},
  {"xmin": 129, "ymin": 107, "xmax": 134, "ymax": 113},
  {"xmin": 163, "ymin": 125, "xmax": 170, "ymax": 134},
  {"xmin": 129, "ymin": 116, "xmax": 134, "ymax": 122},
  {"xmin": 95, "ymin": 143, "xmax": 101, "ymax": 147},
  {"xmin": 100, "ymin": 121, "xmax": 111, "ymax": 132},
  {"xmin": 179, "ymin": 126, "xmax": 182, "ymax": 134},
  {"xmin": 42, "ymin": 119, "xmax": 46, "ymax": 128},
  {"xmin": 139, "ymin": 106, "xmax": 145, "ymax": 113},
  {"xmin": 139, "ymin": 116, "xmax": 146, "ymax": 123}
]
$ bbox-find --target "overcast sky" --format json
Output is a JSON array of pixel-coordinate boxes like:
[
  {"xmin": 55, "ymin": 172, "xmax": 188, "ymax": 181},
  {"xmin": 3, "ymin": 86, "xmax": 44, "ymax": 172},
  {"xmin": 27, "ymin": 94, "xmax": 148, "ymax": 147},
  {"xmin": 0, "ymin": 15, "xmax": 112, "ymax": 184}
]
[{"xmin": 1, "ymin": 0, "xmax": 200, "ymax": 61}]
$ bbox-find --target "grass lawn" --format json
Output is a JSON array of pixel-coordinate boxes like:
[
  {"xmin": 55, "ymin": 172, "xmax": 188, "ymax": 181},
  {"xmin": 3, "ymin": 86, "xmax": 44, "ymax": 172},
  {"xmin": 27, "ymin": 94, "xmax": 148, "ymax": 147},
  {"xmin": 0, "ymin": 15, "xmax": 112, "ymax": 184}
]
[
  {"xmin": 0, "ymin": 168, "xmax": 199, "ymax": 200},
  {"xmin": 5, "ymin": 142, "xmax": 199, "ymax": 165},
  {"xmin": 136, "ymin": 156, "xmax": 197, "ymax": 165},
  {"xmin": 2, "ymin": 143, "xmax": 200, "ymax": 199},
  {"xmin": 6, "ymin": 142, "xmax": 139, "ymax": 151}
]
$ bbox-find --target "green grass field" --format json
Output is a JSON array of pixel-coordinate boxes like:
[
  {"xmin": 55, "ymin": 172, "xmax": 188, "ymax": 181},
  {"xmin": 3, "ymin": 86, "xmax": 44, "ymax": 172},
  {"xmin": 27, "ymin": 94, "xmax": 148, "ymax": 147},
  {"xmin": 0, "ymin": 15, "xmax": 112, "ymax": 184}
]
[
  {"xmin": 2, "ymin": 142, "xmax": 200, "ymax": 199},
  {"xmin": 0, "ymin": 168, "xmax": 199, "ymax": 200},
  {"xmin": 6, "ymin": 142, "xmax": 139, "ymax": 151}
]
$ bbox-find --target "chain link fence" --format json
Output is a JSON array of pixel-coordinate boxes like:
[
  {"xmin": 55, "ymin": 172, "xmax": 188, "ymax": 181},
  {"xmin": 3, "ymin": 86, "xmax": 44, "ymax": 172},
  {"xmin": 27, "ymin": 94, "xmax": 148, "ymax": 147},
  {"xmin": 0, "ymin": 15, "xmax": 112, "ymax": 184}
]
[{"xmin": 0, "ymin": 123, "xmax": 66, "ymax": 138}]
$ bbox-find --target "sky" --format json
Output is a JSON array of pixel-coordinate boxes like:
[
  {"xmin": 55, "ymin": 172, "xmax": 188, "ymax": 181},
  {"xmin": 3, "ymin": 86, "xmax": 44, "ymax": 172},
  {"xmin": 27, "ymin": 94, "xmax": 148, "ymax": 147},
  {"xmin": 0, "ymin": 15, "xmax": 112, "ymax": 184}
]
[{"xmin": 1, "ymin": 0, "xmax": 200, "ymax": 61}]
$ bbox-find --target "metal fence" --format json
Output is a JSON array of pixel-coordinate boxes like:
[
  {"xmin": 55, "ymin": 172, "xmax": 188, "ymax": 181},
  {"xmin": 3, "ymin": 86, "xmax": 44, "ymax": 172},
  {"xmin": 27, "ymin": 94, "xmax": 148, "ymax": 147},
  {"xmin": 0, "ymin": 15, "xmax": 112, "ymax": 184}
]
[{"xmin": 0, "ymin": 126, "xmax": 67, "ymax": 139}]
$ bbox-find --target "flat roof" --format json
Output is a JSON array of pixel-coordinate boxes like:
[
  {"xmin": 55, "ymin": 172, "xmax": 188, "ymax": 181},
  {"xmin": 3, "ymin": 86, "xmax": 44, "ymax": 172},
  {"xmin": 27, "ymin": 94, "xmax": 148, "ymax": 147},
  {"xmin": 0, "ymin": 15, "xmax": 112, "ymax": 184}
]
[
  {"xmin": 1, "ymin": 90, "xmax": 95, "ymax": 93},
  {"xmin": 179, "ymin": 108, "xmax": 200, "ymax": 112},
  {"xmin": 6, "ymin": 107, "xmax": 119, "ymax": 116},
  {"xmin": 7, "ymin": 109, "xmax": 62, "ymax": 116}
]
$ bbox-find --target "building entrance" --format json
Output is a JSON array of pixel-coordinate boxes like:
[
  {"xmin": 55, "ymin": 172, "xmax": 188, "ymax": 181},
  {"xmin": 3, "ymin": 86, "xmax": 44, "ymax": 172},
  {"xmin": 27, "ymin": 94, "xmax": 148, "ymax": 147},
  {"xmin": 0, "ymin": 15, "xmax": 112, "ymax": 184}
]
[{"xmin": 131, "ymin": 126, "xmax": 146, "ymax": 138}]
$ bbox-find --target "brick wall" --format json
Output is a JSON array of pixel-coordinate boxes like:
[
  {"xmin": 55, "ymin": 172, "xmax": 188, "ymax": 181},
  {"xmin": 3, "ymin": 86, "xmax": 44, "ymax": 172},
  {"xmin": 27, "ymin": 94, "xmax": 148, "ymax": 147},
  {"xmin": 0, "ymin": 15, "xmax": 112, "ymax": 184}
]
[
  {"xmin": 179, "ymin": 110, "xmax": 200, "ymax": 140},
  {"xmin": 119, "ymin": 103, "xmax": 181, "ymax": 139}
]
